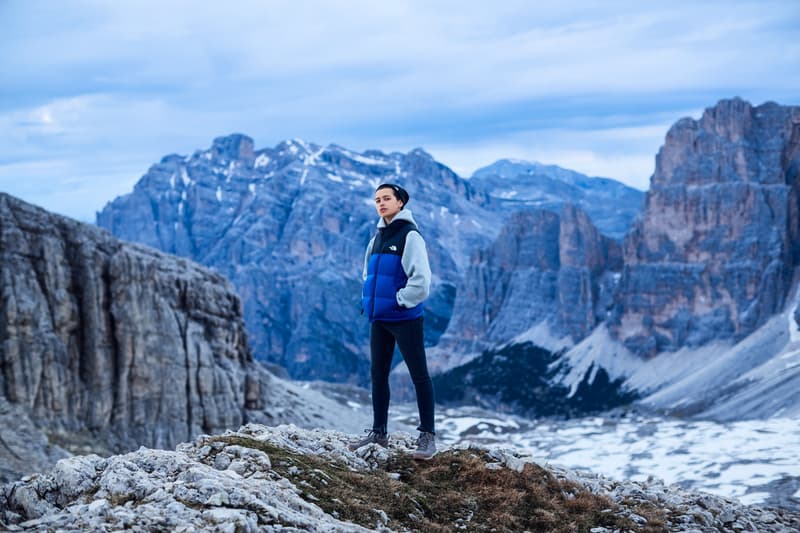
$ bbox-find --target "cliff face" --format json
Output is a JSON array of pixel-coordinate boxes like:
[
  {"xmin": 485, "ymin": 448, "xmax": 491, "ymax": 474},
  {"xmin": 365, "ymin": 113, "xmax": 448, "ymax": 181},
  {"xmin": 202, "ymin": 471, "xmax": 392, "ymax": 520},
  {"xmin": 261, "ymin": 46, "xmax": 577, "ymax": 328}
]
[
  {"xmin": 611, "ymin": 99, "xmax": 800, "ymax": 356},
  {"xmin": 0, "ymin": 193, "xmax": 275, "ymax": 478},
  {"xmin": 434, "ymin": 204, "xmax": 620, "ymax": 368}
]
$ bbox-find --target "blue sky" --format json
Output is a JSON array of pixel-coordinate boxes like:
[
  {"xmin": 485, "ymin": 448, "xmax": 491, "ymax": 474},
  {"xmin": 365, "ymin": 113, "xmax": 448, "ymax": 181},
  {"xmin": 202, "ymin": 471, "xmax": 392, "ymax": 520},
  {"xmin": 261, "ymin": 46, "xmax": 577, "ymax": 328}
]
[{"xmin": 1, "ymin": 0, "xmax": 798, "ymax": 221}]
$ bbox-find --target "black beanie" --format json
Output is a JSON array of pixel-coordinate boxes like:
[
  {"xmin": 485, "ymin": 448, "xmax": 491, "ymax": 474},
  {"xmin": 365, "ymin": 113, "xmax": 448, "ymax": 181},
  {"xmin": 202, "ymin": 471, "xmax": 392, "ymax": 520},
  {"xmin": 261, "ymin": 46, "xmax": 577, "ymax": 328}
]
[{"xmin": 376, "ymin": 183, "xmax": 410, "ymax": 208}]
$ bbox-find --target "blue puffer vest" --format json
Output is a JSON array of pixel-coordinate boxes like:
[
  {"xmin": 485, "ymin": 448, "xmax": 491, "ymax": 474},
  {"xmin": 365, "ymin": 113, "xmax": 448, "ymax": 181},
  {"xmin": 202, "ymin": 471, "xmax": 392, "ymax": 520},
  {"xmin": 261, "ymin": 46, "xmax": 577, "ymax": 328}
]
[{"xmin": 362, "ymin": 219, "xmax": 424, "ymax": 322}]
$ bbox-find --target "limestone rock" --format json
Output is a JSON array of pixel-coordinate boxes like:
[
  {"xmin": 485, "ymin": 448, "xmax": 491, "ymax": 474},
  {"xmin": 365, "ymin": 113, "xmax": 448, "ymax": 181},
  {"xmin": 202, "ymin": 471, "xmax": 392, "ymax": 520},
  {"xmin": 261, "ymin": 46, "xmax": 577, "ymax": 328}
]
[{"xmin": 612, "ymin": 98, "xmax": 800, "ymax": 356}]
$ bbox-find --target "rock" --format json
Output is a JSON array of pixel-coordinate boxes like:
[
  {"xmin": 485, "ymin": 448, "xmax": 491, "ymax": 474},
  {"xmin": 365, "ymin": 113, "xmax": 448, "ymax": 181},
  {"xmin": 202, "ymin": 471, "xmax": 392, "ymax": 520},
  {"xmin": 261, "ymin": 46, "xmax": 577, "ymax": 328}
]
[
  {"xmin": 2, "ymin": 424, "xmax": 797, "ymax": 532},
  {"xmin": 434, "ymin": 205, "xmax": 621, "ymax": 369},
  {"xmin": 0, "ymin": 192, "xmax": 370, "ymax": 483},
  {"xmin": 611, "ymin": 98, "xmax": 800, "ymax": 356}
]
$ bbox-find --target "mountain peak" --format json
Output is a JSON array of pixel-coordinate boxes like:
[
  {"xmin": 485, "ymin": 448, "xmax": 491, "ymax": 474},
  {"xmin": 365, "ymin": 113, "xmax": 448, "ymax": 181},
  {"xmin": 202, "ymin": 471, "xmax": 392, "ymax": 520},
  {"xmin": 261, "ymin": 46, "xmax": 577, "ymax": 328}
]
[
  {"xmin": 211, "ymin": 133, "xmax": 255, "ymax": 161},
  {"xmin": 408, "ymin": 147, "xmax": 434, "ymax": 160}
]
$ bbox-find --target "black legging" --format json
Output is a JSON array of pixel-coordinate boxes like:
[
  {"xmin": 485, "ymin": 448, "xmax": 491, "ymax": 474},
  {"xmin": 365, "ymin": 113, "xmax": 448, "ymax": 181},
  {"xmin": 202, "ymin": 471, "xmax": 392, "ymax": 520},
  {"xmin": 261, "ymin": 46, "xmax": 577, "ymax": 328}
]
[{"xmin": 370, "ymin": 317, "xmax": 435, "ymax": 434}]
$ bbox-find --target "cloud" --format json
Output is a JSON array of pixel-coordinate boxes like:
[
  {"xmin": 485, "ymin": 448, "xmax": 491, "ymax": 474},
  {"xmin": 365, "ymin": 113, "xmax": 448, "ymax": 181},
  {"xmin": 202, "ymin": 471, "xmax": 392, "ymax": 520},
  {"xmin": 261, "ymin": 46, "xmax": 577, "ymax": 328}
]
[{"xmin": 0, "ymin": 0, "xmax": 798, "ymax": 220}]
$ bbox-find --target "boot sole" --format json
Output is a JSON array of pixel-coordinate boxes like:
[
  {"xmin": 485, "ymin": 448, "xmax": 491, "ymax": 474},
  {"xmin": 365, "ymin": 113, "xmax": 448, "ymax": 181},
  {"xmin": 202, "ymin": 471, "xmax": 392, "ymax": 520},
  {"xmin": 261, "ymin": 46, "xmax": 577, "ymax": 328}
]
[{"xmin": 413, "ymin": 453, "xmax": 436, "ymax": 461}]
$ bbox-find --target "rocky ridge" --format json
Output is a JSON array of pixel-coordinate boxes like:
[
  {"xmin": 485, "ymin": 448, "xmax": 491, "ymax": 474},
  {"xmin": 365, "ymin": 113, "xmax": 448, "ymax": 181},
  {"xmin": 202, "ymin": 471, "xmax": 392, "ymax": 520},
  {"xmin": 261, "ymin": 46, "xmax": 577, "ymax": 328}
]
[
  {"xmin": 97, "ymin": 138, "xmax": 499, "ymax": 383},
  {"xmin": 2, "ymin": 424, "xmax": 798, "ymax": 532},
  {"xmin": 469, "ymin": 158, "xmax": 644, "ymax": 240},
  {"xmin": 433, "ymin": 204, "xmax": 621, "ymax": 369}
]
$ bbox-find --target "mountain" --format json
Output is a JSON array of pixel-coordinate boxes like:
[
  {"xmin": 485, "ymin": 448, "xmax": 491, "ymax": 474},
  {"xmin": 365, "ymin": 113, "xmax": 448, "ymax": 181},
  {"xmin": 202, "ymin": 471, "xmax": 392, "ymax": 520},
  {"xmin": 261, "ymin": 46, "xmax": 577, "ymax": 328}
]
[
  {"xmin": 427, "ymin": 98, "xmax": 800, "ymax": 422},
  {"xmin": 470, "ymin": 159, "xmax": 644, "ymax": 239},
  {"xmin": 97, "ymin": 137, "xmax": 500, "ymax": 383},
  {"xmin": 0, "ymin": 192, "xmax": 367, "ymax": 482},
  {"xmin": 611, "ymin": 98, "xmax": 800, "ymax": 356},
  {"xmin": 3, "ymin": 424, "xmax": 798, "ymax": 531},
  {"xmin": 431, "ymin": 203, "xmax": 621, "ymax": 370},
  {"xmin": 96, "ymin": 137, "xmax": 641, "ymax": 385}
]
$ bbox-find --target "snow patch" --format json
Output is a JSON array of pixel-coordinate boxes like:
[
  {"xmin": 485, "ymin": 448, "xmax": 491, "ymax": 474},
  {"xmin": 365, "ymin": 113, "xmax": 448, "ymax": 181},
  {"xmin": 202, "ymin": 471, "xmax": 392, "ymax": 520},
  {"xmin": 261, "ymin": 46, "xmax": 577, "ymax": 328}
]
[
  {"xmin": 327, "ymin": 173, "xmax": 343, "ymax": 183},
  {"xmin": 304, "ymin": 147, "xmax": 325, "ymax": 167},
  {"xmin": 248, "ymin": 183, "xmax": 256, "ymax": 196},
  {"xmin": 216, "ymin": 186, "xmax": 222, "ymax": 202},
  {"xmin": 789, "ymin": 295, "xmax": 800, "ymax": 342},
  {"xmin": 349, "ymin": 152, "xmax": 389, "ymax": 166},
  {"xmin": 507, "ymin": 321, "xmax": 572, "ymax": 354},
  {"xmin": 556, "ymin": 325, "xmax": 641, "ymax": 397},
  {"xmin": 254, "ymin": 154, "xmax": 271, "ymax": 168},
  {"xmin": 169, "ymin": 174, "xmax": 176, "ymax": 189},
  {"xmin": 497, "ymin": 190, "xmax": 518, "ymax": 199},
  {"xmin": 181, "ymin": 167, "xmax": 191, "ymax": 186},
  {"xmin": 411, "ymin": 404, "xmax": 800, "ymax": 507}
]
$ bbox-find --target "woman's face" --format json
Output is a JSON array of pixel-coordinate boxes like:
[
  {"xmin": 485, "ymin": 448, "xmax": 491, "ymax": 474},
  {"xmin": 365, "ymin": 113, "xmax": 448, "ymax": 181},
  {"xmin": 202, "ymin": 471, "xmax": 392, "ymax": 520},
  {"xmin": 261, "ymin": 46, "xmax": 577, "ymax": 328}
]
[{"xmin": 374, "ymin": 187, "xmax": 404, "ymax": 222}]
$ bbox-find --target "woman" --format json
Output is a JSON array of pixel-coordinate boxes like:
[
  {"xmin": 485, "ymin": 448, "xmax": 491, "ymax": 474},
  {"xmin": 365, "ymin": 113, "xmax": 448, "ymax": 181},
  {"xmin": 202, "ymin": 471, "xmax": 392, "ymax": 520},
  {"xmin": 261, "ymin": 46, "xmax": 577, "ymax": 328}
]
[{"xmin": 348, "ymin": 183, "xmax": 436, "ymax": 460}]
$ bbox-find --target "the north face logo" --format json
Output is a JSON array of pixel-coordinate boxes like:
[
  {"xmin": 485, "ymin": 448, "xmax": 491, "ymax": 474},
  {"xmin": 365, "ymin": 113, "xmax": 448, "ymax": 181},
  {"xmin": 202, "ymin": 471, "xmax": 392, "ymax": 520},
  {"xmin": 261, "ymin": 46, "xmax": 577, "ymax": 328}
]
[{"xmin": 389, "ymin": 245, "xmax": 398, "ymax": 251}]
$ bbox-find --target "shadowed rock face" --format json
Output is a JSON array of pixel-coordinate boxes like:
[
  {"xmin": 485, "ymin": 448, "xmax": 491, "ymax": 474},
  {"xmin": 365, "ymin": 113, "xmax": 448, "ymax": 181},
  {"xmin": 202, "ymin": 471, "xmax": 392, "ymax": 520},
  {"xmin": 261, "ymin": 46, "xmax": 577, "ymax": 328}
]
[
  {"xmin": 0, "ymin": 192, "xmax": 276, "ymax": 478},
  {"xmin": 611, "ymin": 99, "xmax": 800, "ymax": 356},
  {"xmin": 433, "ymin": 204, "xmax": 621, "ymax": 369}
]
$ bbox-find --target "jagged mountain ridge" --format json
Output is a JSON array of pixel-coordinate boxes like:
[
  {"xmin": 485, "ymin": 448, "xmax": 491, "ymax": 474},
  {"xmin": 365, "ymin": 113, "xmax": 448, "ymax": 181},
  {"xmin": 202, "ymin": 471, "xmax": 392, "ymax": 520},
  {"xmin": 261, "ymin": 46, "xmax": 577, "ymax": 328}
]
[
  {"xmin": 97, "ymin": 136, "xmax": 635, "ymax": 383},
  {"xmin": 469, "ymin": 158, "xmax": 644, "ymax": 240},
  {"xmin": 431, "ymin": 203, "xmax": 622, "ymax": 370},
  {"xmin": 97, "ymin": 137, "xmax": 501, "ymax": 382},
  {"xmin": 434, "ymin": 98, "xmax": 800, "ymax": 421}
]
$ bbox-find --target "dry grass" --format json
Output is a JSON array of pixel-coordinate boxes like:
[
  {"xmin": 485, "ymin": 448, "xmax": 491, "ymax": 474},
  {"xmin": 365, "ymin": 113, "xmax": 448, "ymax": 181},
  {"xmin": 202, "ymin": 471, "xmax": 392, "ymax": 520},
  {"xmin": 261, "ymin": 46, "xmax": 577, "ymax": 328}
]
[{"xmin": 209, "ymin": 436, "xmax": 667, "ymax": 532}]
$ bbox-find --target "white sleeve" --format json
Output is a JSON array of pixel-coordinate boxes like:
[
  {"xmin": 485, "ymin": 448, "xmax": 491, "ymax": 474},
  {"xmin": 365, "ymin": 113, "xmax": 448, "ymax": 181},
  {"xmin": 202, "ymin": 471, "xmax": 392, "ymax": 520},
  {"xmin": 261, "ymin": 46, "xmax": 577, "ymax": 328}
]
[
  {"xmin": 396, "ymin": 231, "xmax": 431, "ymax": 307},
  {"xmin": 363, "ymin": 236, "xmax": 375, "ymax": 281}
]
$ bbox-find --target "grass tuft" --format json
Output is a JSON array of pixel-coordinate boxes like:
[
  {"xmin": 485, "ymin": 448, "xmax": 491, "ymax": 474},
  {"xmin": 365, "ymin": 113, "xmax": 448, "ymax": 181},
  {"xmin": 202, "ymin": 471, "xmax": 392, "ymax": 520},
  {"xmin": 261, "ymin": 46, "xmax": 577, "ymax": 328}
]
[{"xmin": 208, "ymin": 436, "xmax": 667, "ymax": 532}]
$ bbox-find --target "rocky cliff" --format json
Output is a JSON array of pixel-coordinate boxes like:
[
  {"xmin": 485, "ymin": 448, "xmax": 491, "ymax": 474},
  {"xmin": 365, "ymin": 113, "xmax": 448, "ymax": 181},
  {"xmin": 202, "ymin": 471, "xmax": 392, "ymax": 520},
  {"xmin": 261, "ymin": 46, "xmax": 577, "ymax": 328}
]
[
  {"xmin": 0, "ymin": 193, "xmax": 362, "ymax": 482},
  {"xmin": 97, "ymin": 137, "xmax": 499, "ymax": 383},
  {"xmin": 611, "ymin": 98, "xmax": 800, "ymax": 356},
  {"xmin": 433, "ymin": 203, "xmax": 621, "ymax": 369}
]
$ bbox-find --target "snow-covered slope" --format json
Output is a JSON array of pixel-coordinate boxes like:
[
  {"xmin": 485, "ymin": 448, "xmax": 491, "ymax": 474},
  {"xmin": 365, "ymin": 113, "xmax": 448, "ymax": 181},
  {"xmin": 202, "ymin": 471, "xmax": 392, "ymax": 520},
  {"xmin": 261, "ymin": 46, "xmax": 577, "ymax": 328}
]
[{"xmin": 554, "ymin": 286, "xmax": 800, "ymax": 420}]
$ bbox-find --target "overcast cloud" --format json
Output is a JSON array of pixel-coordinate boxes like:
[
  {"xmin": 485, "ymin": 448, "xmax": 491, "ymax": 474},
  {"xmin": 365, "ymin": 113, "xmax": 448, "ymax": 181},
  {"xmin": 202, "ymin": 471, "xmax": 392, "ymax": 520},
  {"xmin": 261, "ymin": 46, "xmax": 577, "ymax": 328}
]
[{"xmin": 1, "ymin": 0, "xmax": 798, "ymax": 220}]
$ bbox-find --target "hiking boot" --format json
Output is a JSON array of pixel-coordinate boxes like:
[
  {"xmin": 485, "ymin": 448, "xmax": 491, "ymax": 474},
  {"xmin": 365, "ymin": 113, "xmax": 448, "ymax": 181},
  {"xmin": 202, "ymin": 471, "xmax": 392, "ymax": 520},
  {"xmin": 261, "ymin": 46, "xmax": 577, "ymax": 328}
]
[
  {"xmin": 413, "ymin": 431, "xmax": 436, "ymax": 460},
  {"xmin": 347, "ymin": 429, "xmax": 389, "ymax": 451}
]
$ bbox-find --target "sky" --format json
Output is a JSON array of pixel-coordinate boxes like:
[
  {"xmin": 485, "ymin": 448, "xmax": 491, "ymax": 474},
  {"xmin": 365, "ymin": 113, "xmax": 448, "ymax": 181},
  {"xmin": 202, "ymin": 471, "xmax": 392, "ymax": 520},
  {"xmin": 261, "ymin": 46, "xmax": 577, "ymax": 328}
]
[{"xmin": 1, "ymin": 0, "xmax": 799, "ymax": 221}]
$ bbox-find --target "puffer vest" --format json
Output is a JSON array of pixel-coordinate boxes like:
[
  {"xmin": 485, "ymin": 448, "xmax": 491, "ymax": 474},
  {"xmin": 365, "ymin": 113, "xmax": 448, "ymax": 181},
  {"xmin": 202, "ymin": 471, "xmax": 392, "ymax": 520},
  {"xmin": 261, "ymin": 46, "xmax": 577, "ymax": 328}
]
[{"xmin": 362, "ymin": 219, "xmax": 424, "ymax": 322}]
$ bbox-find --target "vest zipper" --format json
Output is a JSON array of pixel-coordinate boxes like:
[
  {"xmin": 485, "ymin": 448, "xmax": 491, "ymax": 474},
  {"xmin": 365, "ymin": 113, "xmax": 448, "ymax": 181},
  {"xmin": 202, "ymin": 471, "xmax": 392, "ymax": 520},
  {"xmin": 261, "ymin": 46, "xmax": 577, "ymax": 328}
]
[{"xmin": 370, "ymin": 254, "xmax": 382, "ymax": 319}]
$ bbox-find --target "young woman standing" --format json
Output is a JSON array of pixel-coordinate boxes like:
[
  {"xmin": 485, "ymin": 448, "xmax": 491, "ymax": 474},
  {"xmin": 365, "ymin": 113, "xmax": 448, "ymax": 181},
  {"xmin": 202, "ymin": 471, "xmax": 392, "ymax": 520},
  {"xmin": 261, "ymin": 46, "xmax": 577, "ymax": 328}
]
[{"xmin": 348, "ymin": 183, "xmax": 437, "ymax": 460}]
